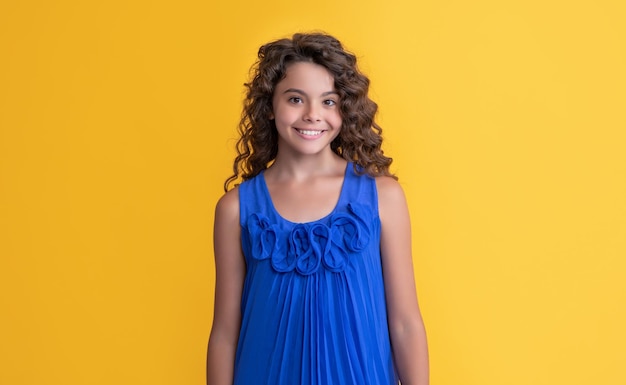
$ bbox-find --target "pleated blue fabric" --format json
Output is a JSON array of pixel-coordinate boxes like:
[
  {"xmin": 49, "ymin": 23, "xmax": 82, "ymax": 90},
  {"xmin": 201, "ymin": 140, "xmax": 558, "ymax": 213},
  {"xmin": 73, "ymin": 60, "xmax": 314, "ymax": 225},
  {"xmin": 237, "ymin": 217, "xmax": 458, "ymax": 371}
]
[{"xmin": 234, "ymin": 163, "xmax": 398, "ymax": 385}]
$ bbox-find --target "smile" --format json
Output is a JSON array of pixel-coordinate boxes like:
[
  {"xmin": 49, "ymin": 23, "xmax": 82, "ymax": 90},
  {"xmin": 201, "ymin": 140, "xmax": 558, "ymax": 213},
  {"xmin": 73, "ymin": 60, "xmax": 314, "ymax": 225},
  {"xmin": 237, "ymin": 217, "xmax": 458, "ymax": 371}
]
[{"xmin": 296, "ymin": 129, "xmax": 324, "ymax": 136}]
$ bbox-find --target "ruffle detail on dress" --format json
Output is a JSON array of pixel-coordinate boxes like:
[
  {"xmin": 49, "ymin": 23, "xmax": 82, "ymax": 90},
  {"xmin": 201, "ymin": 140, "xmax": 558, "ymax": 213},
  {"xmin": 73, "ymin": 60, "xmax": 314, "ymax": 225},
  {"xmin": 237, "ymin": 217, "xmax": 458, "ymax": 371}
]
[{"xmin": 245, "ymin": 203, "xmax": 372, "ymax": 275}]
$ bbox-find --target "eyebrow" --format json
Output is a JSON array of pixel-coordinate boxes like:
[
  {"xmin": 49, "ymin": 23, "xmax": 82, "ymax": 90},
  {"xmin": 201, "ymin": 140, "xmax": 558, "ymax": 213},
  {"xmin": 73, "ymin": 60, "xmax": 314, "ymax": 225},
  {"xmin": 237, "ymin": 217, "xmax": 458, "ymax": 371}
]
[{"xmin": 283, "ymin": 88, "xmax": 338, "ymax": 97}]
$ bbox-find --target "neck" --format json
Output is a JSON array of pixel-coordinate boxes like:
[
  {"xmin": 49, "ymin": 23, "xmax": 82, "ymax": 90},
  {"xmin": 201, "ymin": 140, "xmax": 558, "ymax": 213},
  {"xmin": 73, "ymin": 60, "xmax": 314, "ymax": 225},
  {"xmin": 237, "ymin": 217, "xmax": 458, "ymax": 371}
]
[{"xmin": 268, "ymin": 152, "xmax": 346, "ymax": 182}]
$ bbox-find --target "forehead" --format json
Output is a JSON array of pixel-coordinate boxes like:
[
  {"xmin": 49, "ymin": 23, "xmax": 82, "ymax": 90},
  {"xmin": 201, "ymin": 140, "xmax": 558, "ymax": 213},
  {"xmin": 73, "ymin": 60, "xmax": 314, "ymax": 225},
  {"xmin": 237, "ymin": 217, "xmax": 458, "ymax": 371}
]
[{"xmin": 276, "ymin": 62, "xmax": 336, "ymax": 91}]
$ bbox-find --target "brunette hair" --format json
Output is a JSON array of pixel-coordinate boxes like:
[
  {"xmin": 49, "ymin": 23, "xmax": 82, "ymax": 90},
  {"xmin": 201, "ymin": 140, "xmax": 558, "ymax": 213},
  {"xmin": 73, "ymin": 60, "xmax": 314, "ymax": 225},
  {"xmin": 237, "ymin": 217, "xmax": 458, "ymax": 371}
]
[{"xmin": 224, "ymin": 32, "xmax": 396, "ymax": 191}]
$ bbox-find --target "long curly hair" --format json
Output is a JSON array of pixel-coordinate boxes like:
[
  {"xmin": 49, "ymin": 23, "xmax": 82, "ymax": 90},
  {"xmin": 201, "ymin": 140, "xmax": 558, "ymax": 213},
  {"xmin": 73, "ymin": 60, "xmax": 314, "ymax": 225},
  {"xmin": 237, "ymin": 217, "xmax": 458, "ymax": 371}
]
[{"xmin": 224, "ymin": 32, "xmax": 396, "ymax": 191}]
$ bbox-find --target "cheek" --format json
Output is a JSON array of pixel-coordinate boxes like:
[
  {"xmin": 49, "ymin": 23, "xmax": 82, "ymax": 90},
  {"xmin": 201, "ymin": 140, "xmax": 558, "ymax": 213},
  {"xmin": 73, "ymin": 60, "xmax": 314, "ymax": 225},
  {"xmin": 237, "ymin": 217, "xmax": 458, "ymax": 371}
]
[{"xmin": 332, "ymin": 113, "xmax": 343, "ymax": 128}]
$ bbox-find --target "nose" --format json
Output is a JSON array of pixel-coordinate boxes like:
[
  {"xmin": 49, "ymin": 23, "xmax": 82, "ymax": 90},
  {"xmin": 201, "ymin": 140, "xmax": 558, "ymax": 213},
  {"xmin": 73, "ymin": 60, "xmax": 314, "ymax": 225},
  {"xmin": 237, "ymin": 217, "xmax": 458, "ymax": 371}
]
[{"xmin": 303, "ymin": 103, "xmax": 322, "ymax": 122}]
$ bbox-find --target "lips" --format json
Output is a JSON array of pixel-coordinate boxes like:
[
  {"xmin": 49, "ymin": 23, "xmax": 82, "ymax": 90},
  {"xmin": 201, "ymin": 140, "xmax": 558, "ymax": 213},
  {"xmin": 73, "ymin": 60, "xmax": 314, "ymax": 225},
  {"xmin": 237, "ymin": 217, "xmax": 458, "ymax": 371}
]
[{"xmin": 296, "ymin": 129, "xmax": 324, "ymax": 136}]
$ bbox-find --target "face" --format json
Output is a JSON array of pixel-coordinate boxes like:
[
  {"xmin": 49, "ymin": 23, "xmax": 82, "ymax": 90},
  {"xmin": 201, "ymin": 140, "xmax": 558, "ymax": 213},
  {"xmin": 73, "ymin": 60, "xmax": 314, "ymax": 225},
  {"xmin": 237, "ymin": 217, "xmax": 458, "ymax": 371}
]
[{"xmin": 270, "ymin": 61, "xmax": 342, "ymax": 158}]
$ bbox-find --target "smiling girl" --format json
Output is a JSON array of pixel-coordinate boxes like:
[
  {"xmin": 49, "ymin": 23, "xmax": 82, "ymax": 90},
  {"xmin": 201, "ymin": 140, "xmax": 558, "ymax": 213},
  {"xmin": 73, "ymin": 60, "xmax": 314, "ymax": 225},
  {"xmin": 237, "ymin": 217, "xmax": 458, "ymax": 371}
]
[{"xmin": 207, "ymin": 32, "xmax": 429, "ymax": 385}]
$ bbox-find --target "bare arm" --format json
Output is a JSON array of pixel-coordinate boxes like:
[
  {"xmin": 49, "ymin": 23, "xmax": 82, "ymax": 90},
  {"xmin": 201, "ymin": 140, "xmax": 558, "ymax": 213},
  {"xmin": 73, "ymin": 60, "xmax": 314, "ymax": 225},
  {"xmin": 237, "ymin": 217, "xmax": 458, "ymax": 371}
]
[
  {"xmin": 206, "ymin": 188, "xmax": 245, "ymax": 385},
  {"xmin": 377, "ymin": 177, "xmax": 429, "ymax": 385}
]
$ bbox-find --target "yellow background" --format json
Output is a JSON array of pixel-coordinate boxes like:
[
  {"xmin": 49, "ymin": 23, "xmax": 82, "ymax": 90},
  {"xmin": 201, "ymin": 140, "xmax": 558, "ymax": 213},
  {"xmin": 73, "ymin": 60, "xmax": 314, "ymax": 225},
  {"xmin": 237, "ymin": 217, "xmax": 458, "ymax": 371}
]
[{"xmin": 1, "ymin": 0, "xmax": 625, "ymax": 384}]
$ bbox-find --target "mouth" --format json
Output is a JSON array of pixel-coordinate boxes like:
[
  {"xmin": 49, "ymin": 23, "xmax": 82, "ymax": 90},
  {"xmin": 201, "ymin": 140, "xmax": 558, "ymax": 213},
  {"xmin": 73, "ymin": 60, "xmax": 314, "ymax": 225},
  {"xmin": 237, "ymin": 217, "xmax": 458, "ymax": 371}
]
[{"xmin": 295, "ymin": 128, "xmax": 325, "ymax": 137}]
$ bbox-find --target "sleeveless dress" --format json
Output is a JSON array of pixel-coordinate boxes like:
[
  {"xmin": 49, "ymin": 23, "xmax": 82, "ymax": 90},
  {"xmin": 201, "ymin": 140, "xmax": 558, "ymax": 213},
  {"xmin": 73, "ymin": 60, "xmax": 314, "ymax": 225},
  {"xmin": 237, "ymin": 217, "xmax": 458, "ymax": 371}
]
[{"xmin": 234, "ymin": 163, "xmax": 398, "ymax": 385}]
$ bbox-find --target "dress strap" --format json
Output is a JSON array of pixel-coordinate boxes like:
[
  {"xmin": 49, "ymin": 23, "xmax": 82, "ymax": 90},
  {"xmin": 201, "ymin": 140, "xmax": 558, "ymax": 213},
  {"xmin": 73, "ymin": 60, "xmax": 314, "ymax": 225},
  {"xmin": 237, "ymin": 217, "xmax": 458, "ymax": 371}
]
[
  {"xmin": 238, "ymin": 172, "xmax": 273, "ymax": 227},
  {"xmin": 341, "ymin": 163, "xmax": 379, "ymax": 216}
]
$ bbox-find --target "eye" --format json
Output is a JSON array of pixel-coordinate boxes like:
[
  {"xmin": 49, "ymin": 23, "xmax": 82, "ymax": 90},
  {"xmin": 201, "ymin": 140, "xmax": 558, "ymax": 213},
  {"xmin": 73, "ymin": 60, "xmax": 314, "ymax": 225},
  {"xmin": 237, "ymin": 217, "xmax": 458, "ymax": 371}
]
[
  {"xmin": 323, "ymin": 99, "xmax": 337, "ymax": 106},
  {"xmin": 288, "ymin": 97, "xmax": 303, "ymax": 104}
]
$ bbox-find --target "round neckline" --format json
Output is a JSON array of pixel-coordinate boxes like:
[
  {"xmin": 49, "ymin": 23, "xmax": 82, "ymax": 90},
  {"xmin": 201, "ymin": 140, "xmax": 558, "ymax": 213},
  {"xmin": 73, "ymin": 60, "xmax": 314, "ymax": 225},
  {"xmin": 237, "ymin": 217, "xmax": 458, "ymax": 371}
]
[{"xmin": 260, "ymin": 162, "xmax": 351, "ymax": 225}]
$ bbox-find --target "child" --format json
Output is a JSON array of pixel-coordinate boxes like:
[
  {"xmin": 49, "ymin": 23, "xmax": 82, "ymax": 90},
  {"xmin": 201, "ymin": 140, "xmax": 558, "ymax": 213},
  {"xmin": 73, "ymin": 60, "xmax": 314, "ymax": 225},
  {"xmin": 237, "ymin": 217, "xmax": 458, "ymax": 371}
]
[{"xmin": 207, "ymin": 32, "xmax": 429, "ymax": 385}]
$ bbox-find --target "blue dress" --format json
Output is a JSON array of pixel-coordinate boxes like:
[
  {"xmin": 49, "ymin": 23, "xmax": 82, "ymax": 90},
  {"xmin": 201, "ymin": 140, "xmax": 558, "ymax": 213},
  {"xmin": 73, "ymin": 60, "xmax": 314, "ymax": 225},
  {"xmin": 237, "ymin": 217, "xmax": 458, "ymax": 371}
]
[{"xmin": 234, "ymin": 163, "xmax": 398, "ymax": 385}]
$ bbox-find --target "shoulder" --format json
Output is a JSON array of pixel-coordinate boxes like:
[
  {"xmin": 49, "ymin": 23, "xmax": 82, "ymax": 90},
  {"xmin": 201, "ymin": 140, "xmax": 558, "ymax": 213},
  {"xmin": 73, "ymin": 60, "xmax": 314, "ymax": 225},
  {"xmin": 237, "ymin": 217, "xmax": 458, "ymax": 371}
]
[
  {"xmin": 375, "ymin": 176, "xmax": 407, "ymax": 204},
  {"xmin": 215, "ymin": 186, "xmax": 240, "ymax": 221},
  {"xmin": 375, "ymin": 176, "xmax": 409, "ymax": 222}
]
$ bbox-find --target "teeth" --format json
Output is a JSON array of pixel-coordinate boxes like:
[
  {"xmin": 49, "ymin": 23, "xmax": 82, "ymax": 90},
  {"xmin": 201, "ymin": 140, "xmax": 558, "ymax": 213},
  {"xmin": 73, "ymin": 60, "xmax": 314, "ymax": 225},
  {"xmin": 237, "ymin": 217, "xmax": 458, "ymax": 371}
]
[{"xmin": 298, "ymin": 129, "xmax": 323, "ymax": 136}]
